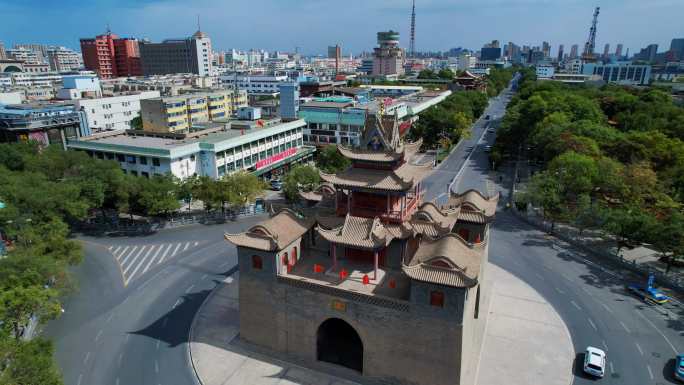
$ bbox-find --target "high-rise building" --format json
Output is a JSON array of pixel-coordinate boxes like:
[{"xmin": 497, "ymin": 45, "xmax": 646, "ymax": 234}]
[
  {"xmin": 0, "ymin": 42, "xmax": 5, "ymax": 60},
  {"xmin": 278, "ymin": 82, "xmax": 300, "ymax": 120},
  {"xmin": 80, "ymin": 31, "xmax": 142, "ymax": 79},
  {"xmin": 670, "ymin": 38, "xmax": 684, "ymax": 60},
  {"xmin": 557, "ymin": 44, "xmax": 565, "ymax": 62},
  {"xmin": 615, "ymin": 44, "xmax": 624, "ymax": 58},
  {"xmin": 372, "ymin": 31, "xmax": 405, "ymax": 76},
  {"xmin": 139, "ymin": 30, "xmax": 212, "ymax": 76},
  {"xmin": 569, "ymin": 44, "xmax": 579, "ymax": 59},
  {"xmin": 328, "ymin": 45, "xmax": 341, "ymax": 60},
  {"xmin": 13, "ymin": 44, "xmax": 48, "ymax": 62},
  {"xmin": 603, "ymin": 43, "xmax": 610, "ymax": 58},
  {"xmin": 7, "ymin": 47, "xmax": 43, "ymax": 64},
  {"xmin": 635, "ymin": 44, "xmax": 658, "ymax": 62},
  {"xmin": 542, "ymin": 41, "xmax": 551, "ymax": 58},
  {"xmin": 47, "ymin": 46, "xmax": 83, "ymax": 72}
]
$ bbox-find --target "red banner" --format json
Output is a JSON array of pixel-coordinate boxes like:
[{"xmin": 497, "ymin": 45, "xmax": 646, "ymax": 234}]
[{"xmin": 255, "ymin": 147, "xmax": 297, "ymax": 170}]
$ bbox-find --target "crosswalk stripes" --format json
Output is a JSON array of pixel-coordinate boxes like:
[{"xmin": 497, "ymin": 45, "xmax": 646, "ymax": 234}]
[{"xmin": 107, "ymin": 241, "xmax": 203, "ymax": 285}]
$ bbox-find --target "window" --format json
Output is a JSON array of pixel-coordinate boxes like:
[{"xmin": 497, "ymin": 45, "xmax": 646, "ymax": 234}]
[
  {"xmin": 116, "ymin": 154, "xmax": 125, "ymax": 162},
  {"xmin": 131, "ymin": 170, "xmax": 138, "ymax": 176},
  {"xmin": 282, "ymin": 252, "xmax": 289, "ymax": 266},
  {"xmin": 126, "ymin": 155, "xmax": 137, "ymax": 164},
  {"xmin": 251, "ymin": 255, "xmax": 263, "ymax": 270},
  {"xmin": 190, "ymin": 155, "xmax": 196, "ymax": 161},
  {"xmin": 139, "ymin": 156, "xmax": 147, "ymax": 165},
  {"xmin": 152, "ymin": 158, "xmax": 160, "ymax": 167},
  {"xmin": 430, "ymin": 291, "xmax": 445, "ymax": 307},
  {"xmin": 141, "ymin": 172, "xmax": 149, "ymax": 178}
]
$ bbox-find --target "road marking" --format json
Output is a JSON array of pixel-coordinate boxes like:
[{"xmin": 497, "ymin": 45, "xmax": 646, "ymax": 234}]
[
  {"xmin": 108, "ymin": 245, "xmax": 113, "ymax": 251},
  {"xmin": 602, "ymin": 340, "xmax": 608, "ymax": 351},
  {"xmin": 142, "ymin": 245, "xmax": 163, "ymax": 275},
  {"xmin": 171, "ymin": 242, "xmax": 182, "ymax": 257},
  {"xmin": 112, "ymin": 246, "xmax": 121, "ymax": 255},
  {"xmin": 124, "ymin": 334, "xmax": 130, "ymax": 343},
  {"xmin": 118, "ymin": 353, "xmax": 123, "ymax": 367},
  {"xmin": 601, "ymin": 303, "xmax": 613, "ymax": 314},
  {"xmin": 570, "ymin": 300, "xmax": 582, "ymax": 310},
  {"xmin": 95, "ymin": 329, "xmax": 103, "ymax": 342},
  {"xmin": 194, "ymin": 241, "xmax": 199, "ymax": 247},
  {"xmin": 120, "ymin": 246, "xmax": 138, "ymax": 265},
  {"xmin": 554, "ymin": 287, "xmax": 565, "ymax": 294},
  {"xmin": 647, "ymin": 364, "xmax": 654, "ymax": 380},
  {"xmin": 106, "ymin": 312, "xmax": 115, "ymax": 323},
  {"xmin": 77, "ymin": 374, "xmax": 83, "ymax": 385},
  {"xmin": 220, "ymin": 261, "xmax": 230, "ymax": 268},
  {"xmin": 162, "ymin": 317, "xmax": 168, "ymax": 328},
  {"xmin": 156, "ymin": 340, "xmax": 160, "ymax": 350},
  {"xmin": 185, "ymin": 284, "xmax": 194, "ymax": 293},
  {"xmin": 201, "ymin": 274, "xmax": 208, "ymax": 280},
  {"xmin": 636, "ymin": 310, "xmax": 678, "ymax": 354},
  {"xmin": 226, "ymin": 277, "xmax": 234, "ymax": 284},
  {"xmin": 172, "ymin": 299, "xmax": 182, "ymax": 309},
  {"xmin": 155, "ymin": 360, "xmax": 159, "ymax": 374},
  {"xmin": 158, "ymin": 243, "xmax": 173, "ymax": 264},
  {"xmin": 123, "ymin": 245, "xmax": 147, "ymax": 274},
  {"xmin": 609, "ymin": 361, "xmax": 614, "ymax": 374},
  {"xmin": 115, "ymin": 246, "xmax": 129, "ymax": 260},
  {"xmin": 183, "ymin": 241, "xmax": 191, "ymax": 251},
  {"xmin": 83, "ymin": 351, "xmax": 91, "ymax": 365},
  {"xmin": 535, "ymin": 272, "xmax": 545, "ymax": 281},
  {"xmin": 580, "ymin": 286, "xmax": 591, "ymax": 296},
  {"xmin": 619, "ymin": 321, "xmax": 631, "ymax": 334},
  {"xmin": 125, "ymin": 245, "xmax": 155, "ymax": 283},
  {"xmin": 588, "ymin": 318, "xmax": 597, "ymax": 331},
  {"xmin": 116, "ymin": 378, "xmax": 120, "ymax": 385},
  {"xmin": 635, "ymin": 342, "xmax": 643, "ymax": 356}
]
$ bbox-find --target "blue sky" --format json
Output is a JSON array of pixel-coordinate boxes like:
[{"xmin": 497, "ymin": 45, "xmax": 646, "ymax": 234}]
[{"xmin": 1, "ymin": 0, "xmax": 682, "ymax": 56}]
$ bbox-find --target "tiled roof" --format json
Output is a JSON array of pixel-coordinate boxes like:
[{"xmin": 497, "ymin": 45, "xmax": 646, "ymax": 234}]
[
  {"xmin": 320, "ymin": 162, "xmax": 432, "ymax": 191},
  {"xmin": 224, "ymin": 208, "xmax": 315, "ymax": 251},
  {"xmin": 457, "ymin": 209, "xmax": 488, "ymax": 224},
  {"xmin": 444, "ymin": 189, "xmax": 499, "ymax": 217},
  {"xmin": 403, "ymin": 233, "xmax": 485, "ymax": 288},
  {"xmin": 317, "ymin": 215, "xmax": 393, "ymax": 249},
  {"xmin": 336, "ymin": 138, "xmax": 423, "ymax": 163},
  {"xmin": 412, "ymin": 202, "xmax": 460, "ymax": 229}
]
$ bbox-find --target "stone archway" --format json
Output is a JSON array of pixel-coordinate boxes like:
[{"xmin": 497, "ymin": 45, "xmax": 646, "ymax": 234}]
[{"xmin": 316, "ymin": 318, "xmax": 363, "ymax": 372}]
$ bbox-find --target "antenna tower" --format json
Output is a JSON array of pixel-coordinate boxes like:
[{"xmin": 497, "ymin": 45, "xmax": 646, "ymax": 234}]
[
  {"xmin": 582, "ymin": 7, "xmax": 600, "ymax": 61},
  {"xmin": 409, "ymin": 0, "xmax": 416, "ymax": 58}
]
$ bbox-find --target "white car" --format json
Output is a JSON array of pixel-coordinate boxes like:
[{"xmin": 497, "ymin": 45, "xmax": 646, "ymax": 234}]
[{"xmin": 583, "ymin": 346, "xmax": 606, "ymax": 378}]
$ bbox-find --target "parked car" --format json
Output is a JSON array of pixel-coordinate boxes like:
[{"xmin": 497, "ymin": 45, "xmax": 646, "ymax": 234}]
[
  {"xmin": 484, "ymin": 146, "xmax": 492, "ymax": 153},
  {"xmin": 674, "ymin": 354, "xmax": 684, "ymax": 382},
  {"xmin": 583, "ymin": 346, "xmax": 606, "ymax": 378},
  {"xmin": 487, "ymin": 128, "xmax": 495, "ymax": 133},
  {"xmin": 270, "ymin": 180, "xmax": 283, "ymax": 191},
  {"xmin": 485, "ymin": 114, "xmax": 491, "ymax": 120}
]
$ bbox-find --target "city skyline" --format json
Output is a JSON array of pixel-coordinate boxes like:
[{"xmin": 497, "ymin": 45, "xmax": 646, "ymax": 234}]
[{"xmin": 0, "ymin": 0, "xmax": 682, "ymax": 56}]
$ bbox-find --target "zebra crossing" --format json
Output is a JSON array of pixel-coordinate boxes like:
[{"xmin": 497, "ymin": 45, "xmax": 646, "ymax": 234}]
[{"xmin": 108, "ymin": 241, "xmax": 200, "ymax": 285}]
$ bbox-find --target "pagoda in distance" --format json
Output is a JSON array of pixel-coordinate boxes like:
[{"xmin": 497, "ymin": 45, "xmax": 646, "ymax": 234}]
[{"xmin": 225, "ymin": 112, "xmax": 499, "ymax": 385}]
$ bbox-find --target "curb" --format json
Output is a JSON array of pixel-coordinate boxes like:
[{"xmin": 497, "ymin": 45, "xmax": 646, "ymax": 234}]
[{"xmin": 186, "ymin": 279, "xmax": 226, "ymax": 385}]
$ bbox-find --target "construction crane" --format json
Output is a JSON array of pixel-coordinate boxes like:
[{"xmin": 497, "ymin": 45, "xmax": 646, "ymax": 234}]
[
  {"xmin": 409, "ymin": 0, "xmax": 416, "ymax": 58},
  {"xmin": 582, "ymin": 7, "xmax": 600, "ymax": 62}
]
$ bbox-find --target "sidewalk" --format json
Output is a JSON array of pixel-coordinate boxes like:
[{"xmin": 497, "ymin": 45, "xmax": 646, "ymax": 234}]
[{"xmin": 188, "ymin": 264, "xmax": 574, "ymax": 385}]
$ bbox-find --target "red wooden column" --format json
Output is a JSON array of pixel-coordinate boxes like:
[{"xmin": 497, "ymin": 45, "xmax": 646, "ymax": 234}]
[
  {"xmin": 386, "ymin": 192, "xmax": 390, "ymax": 214},
  {"xmin": 373, "ymin": 249, "xmax": 378, "ymax": 280},
  {"xmin": 332, "ymin": 242, "xmax": 337, "ymax": 270}
]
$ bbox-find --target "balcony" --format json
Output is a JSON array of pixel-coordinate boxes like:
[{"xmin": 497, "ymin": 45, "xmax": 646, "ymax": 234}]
[{"xmin": 278, "ymin": 241, "xmax": 411, "ymax": 307}]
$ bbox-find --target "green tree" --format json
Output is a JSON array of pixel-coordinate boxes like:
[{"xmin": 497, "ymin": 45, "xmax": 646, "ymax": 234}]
[
  {"xmin": 601, "ymin": 207, "xmax": 656, "ymax": 255},
  {"xmin": 437, "ymin": 68, "xmax": 454, "ymax": 79},
  {"xmin": 518, "ymin": 172, "xmax": 565, "ymax": 231},
  {"xmin": 0, "ymin": 337, "xmax": 63, "ymax": 385},
  {"xmin": 317, "ymin": 145, "xmax": 350, "ymax": 173},
  {"xmin": 283, "ymin": 165, "xmax": 321, "ymax": 201},
  {"xmin": 222, "ymin": 172, "xmax": 267, "ymax": 208},
  {"xmin": 130, "ymin": 116, "xmax": 142, "ymax": 130},
  {"xmin": 0, "ymin": 285, "xmax": 61, "ymax": 341}
]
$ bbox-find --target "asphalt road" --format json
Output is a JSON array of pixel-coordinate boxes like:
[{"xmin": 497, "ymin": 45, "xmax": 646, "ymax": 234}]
[
  {"xmin": 436, "ymin": 76, "xmax": 684, "ymax": 384},
  {"xmin": 46, "ymin": 77, "xmax": 683, "ymax": 385},
  {"xmin": 44, "ymin": 217, "xmax": 264, "ymax": 385}
]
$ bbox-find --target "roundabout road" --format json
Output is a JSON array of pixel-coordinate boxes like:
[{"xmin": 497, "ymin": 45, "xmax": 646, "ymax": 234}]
[{"xmin": 47, "ymin": 79, "xmax": 682, "ymax": 385}]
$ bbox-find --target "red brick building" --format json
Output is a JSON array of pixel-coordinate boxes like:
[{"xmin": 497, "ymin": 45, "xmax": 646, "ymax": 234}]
[{"xmin": 80, "ymin": 31, "xmax": 141, "ymax": 79}]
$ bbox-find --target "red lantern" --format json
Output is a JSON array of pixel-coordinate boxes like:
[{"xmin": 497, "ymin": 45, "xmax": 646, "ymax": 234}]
[
  {"xmin": 388, "ymin": 279, "xmax": 396, "ymax": 289},
  {"xmin": 339, "ymin": 269, "xmax": 348, "ymax": 280},
  {"xmin": 313, "ymin": 264, "xmax": 323, "ymax": 273},
  {"xmin": 287, "ymin": 264, "xmax": 293, "ymax": 273},
  {"xmin": 362, "ymin": 274, "xmax": 370, "ymax": 285}
]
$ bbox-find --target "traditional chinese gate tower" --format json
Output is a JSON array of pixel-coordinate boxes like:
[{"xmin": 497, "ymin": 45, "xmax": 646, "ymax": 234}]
[{"xmin": 225, "ymin": 114, "xmax": 499, "ymax": 385}]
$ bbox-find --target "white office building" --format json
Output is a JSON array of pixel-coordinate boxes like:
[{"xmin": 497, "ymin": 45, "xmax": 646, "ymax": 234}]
[
  {"xmin": 536, "ymin": 65, "xmax": 555, "ymax": 79},
  {"xmin": 73, "ymin": 91, "xmax": 160, "ymax": 132},
  {"xmin": 219, "ymin": 74, "xmax": 288, "ymax": 95},
  {"xmin": 47, "ymin": 46, "xmax": 83, "ymax": 72}
]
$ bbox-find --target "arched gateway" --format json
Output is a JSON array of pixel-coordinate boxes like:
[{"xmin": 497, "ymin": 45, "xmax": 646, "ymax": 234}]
[{"xmin": 316, "ymin": 318, "xmax": 363, "ymax": 372}]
